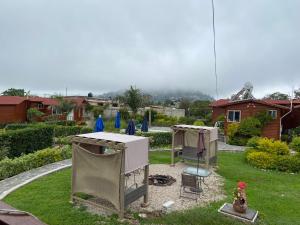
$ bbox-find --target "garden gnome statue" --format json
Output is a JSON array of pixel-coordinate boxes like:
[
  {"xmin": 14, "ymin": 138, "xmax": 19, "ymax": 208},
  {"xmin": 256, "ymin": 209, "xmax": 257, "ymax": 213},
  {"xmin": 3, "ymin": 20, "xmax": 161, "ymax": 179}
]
[{"xmin": 233, "ymin": 181, "xmax": 248, "ymax": 213}]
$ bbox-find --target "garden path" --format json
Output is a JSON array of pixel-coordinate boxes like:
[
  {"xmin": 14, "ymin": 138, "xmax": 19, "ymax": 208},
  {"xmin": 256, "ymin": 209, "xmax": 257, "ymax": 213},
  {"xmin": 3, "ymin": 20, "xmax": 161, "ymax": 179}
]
[
  {"xmin": 218, "ymin": 141, "xmax": 245, "ymax": 152},
  {"xmin": 0, "ymin": 159, "xmax": 71, "ymax": 200}
]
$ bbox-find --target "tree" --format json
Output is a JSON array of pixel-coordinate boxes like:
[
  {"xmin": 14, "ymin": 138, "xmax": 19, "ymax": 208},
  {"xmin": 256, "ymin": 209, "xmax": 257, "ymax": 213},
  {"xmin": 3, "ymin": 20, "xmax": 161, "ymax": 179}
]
[
  {"xmin": 27, "ymin": 108, "xmax": 44, "ymax": 122},
  {"xmin": 189, "ymin": 100, "xmax": 211, "ymax": 118},
  {"xmin": 2, "ymin": 88, "xmax": 25, "ymax": 96},
  {"xmin": 264, "ymin": 92, "xmax": 289, "ymax": 100},
  {"xmin": 124, "ymin": 86, "xmax": 142, "ymax": 115},
  {"xmin": 179, "ymin": 98, "xmax": 191, "ymax": 116},
  {"xmin": 87, "ymin": 92, "xmax": 93, "ymax": 97},
  {"xmin": 54, "ymin": 96, "xmax": 75, "ymax": 114},
  {"xmin": 294, "ymin": 89, "xmax": 300, "ymax": 99}
]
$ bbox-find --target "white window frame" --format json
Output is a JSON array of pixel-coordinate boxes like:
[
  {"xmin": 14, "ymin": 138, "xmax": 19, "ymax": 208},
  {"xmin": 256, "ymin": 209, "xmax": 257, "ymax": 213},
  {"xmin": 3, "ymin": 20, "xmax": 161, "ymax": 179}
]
[
  {"xmin": 227, "ymin": 110, "xmax": 241, "ymax": 123},
  {"xmin": 37, "ymin": 103, "xmax": 44, "ymax": 109},
  {"xmin": 268, "ymin": 110, "xmax": 277, "ymax": 119}
]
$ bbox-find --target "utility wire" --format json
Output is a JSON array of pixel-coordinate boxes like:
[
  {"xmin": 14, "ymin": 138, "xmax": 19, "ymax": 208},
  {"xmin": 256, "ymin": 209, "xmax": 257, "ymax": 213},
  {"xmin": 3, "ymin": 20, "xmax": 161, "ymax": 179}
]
[{"xmin": 211, "ymin": 0, "xmax": 218, "ymax": 99}]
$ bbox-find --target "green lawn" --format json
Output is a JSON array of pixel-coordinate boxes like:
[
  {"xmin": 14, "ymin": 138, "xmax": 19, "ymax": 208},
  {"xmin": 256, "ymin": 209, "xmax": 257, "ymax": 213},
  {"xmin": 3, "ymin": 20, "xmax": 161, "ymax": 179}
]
[{"xmin": 4, "ymin": 151, "xmax": 300, "ymax": 225}]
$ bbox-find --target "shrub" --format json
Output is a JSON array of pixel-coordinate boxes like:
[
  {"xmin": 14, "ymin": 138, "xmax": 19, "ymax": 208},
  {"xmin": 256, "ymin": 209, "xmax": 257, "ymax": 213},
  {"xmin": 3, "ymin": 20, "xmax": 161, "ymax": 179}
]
[
  {"xmin": 0, "ymin": 146, "xmax": 71, "ymax": 180},
  {"xmin": 193, "ymin": 120, "xmax": 205, "ymax": 126},
  {"xmin": 0, "ymin": 126, "xmax": 54, "ymax": 158},
  {"xmin": 246, "ymin": 136, "xmax": 261, "ymax": 148},
  {"xmin": 256, "ymin": 138, "xmax": 289, "ymax": 155},
  {"xmin": 137, "ymin": 132, "xmax": 172, "ymax": 148},
  {"xmin": 5, "ymin": 123, "xmax": 31, "ymax": 130},
  {"xmin": 246, "ymin": 151, "xmax": 277, "ymax": 170},
  {"xmin": 227, "ymin": 123, "xmax": 239, "ymax": 139},
  {"xmin": 53, "ymin": 126, "xmax": 92, "ymax": 137},
  {"xmin": 290, "ymin": 137, "xmax": 300, "ymax": 152},
  {"xmin": 238, "ymin": 117, "xmax": 262, "ymax": 137},
  {"xmin": 27, "ymin": 108, "xmax": 44, "ymax": 122},
  {"xmin": 178, "ymin": 116, "xmax": 196, "ymax": 125},
  {"xmin": 275, "ymin": 155, "xmax": 300, "ymax": 173},
  {"xmin": 45, "ymin": 120, "xmax": 76, "ymax": 126}
]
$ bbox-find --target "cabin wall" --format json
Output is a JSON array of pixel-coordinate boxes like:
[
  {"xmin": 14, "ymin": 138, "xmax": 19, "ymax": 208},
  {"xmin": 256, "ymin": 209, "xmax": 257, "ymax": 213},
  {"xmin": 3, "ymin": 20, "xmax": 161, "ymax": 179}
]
[{"xmin": 0, "ymin": 102, "xmax": 27, "ymax": 124}]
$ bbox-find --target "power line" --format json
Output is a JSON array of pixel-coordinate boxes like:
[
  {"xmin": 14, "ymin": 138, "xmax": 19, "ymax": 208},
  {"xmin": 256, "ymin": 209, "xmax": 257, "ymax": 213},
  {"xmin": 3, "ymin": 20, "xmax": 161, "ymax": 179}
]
[{"xmin": 211, "ymin": 0, "xmax": 218, "ymax": 99}]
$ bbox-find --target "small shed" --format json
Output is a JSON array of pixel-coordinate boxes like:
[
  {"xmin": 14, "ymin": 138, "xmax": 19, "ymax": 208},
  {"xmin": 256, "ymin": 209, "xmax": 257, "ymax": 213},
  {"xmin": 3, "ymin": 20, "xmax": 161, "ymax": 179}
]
[
  {"xmin": 71, "ymin": 132, "xmax": 149, "ymax": 218},
  {"xmin": 171, "ymin": 125, "xmax": 218, "ymax": 168}
]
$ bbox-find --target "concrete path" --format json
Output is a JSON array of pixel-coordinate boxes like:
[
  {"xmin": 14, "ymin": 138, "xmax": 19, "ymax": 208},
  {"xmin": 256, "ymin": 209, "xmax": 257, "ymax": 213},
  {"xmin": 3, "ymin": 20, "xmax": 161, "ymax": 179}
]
[
  {"xmin": 218, "ymin": 141, "xmax": 246, "ymax": 152},
  {"xmin": 0, "ymin": 159, "xmax": 71, "ymax": 200}
]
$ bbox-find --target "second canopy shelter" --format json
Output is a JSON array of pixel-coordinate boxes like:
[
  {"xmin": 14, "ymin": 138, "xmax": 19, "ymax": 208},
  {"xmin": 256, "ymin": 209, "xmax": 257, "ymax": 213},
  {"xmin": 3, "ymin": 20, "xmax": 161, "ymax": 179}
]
[{"xmin": 171, "ymin": 125, "xmax": 218, "ymax": 168}]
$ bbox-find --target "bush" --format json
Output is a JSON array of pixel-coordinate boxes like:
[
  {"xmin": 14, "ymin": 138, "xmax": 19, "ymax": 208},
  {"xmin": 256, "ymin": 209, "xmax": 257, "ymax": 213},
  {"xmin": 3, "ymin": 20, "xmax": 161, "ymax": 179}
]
[
  {"xmin": 227, "ymin": 123, "xmax": 239, "ymax": 139},
  {"xmin": 137, "ymin": 132, "xmax": 172, "ymax": 148},
  {"xmin": 45, "ymin": 120, "xmax": 76, "ymax": 126},
  {"xmin": 290, "ymin": 137, "xmax": 300, "ymax": 152},
  {"xmin": 246, "ymin": 151, "xmax": 277, "ymax": 170},
  {"xmin": 178, "ymin": 116, "xmax": 196, "ymax": 125},
  {"xmin": 53, "ymin": 126, "xmax": 92, "ymax": 137},
  {"xmin": 275, "ymin": 155, "xmax": 300, "ymax": 173},
  {"xmin": 5, "ymin": 123, "xmax": 31, "ymax": 130},
  {"xmin": 257, "ymin": 138, "xmax": 289, "ymax": 155},
  {"xmin": 246, "ymin": 136, "xmax": 261, "ymax": 148},
  {"xmin": 0, "ymin": 126, "xmax": 54, "ymax": 158},
  {"xmin": 27, "ymin": 108, "xmax": 44, "ymax": 122},
  {"xmin": 238, "ymin": 117, "xmax": 262, "ymax": 137},
  {"xmin": 193, "ymin": 120, "xmax": 205, "ymax": 126},
  {"xmin": 0, "ymin": 146, "xmax": 71, "ymax": 180}
]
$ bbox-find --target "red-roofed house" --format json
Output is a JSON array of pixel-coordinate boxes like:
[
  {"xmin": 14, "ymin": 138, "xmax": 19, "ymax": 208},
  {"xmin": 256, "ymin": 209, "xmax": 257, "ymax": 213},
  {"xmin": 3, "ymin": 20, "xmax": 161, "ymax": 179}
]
[
  {"xmin": 0, "ymin": 96, "xmax": 60, "ymax": 124},
  {"xmin": 211, "ymin": 98, "xmax": 300, "ymax": 140}
]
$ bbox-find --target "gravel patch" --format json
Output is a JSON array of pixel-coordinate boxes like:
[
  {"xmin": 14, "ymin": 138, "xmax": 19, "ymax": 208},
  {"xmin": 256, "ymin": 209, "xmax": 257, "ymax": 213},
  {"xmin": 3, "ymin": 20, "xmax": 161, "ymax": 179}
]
[{"xmin": 128, "ymin": 163, "xmax": 226, "ymax": 212}]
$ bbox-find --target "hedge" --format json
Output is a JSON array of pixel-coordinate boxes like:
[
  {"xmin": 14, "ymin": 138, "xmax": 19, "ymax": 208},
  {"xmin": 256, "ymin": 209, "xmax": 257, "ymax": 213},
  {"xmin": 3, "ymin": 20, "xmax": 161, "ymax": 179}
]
[
  {"xmin": 45, "ymin": 120, "xmax": 76, "ymax": 126},
  {"xmin": 137, "ymin": 132, "xmax": 172, "ymax": 148},
  {"xmin": 5, "ymin": 123, "xmax": 31, "ymax": 130},
  {"xmin": 0, "ymin": 126, "xmax": 54, "ymax": 158},
  {"xmin": 0, "ymin": 146, "xmax": 72, "ymax": 180},
  {"xmin": 53, "ymin": 126, "xmax": 93, "ymax": 137}
]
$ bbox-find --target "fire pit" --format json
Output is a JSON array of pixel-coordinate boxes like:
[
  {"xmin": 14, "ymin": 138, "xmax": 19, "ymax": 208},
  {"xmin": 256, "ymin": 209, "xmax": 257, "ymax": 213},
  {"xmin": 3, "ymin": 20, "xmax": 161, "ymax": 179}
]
[{"xmin": 148, "ymin": 174, "xmax": 176, "ymax": 186}]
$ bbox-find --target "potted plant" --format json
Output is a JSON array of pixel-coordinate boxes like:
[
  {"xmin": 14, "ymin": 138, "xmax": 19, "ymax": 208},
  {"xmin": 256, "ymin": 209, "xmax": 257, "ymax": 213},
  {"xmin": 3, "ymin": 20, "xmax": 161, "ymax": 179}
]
[{"xmin": 233, "ymin": 181, "xmax": 248, "ymax": 213}]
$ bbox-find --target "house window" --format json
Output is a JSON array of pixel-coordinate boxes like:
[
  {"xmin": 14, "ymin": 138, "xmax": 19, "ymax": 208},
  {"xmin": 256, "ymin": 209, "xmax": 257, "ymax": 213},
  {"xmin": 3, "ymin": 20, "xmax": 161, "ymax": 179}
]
[
  {"xmin": 268, "ymin": 110, "xmax": 277, "ymax": 119},
  {"xmin": 227, "ymin": 110, "xmax": 241, "ymax": 122},
  {"xmin": 37, "ymin": 103, "xmax": 44, "ymax": 109}
]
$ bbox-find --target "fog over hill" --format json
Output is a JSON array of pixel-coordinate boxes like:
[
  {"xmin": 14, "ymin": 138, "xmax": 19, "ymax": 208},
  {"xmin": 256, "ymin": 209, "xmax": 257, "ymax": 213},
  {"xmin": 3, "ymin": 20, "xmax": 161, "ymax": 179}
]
[{"xmin": 99, "ymin": 89, "xmax": 213, "ymax": 102}]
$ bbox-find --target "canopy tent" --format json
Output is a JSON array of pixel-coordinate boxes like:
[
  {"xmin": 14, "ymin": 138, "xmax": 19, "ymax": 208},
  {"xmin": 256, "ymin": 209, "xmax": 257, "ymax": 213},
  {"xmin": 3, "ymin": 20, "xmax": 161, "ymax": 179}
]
[
  {"xmin": 171, "ymin": 125, "xmax": 218, "ymax": 168},
  {"xmin": 71, "ymin": 132, "xmax": 149, "ymax": 218}
]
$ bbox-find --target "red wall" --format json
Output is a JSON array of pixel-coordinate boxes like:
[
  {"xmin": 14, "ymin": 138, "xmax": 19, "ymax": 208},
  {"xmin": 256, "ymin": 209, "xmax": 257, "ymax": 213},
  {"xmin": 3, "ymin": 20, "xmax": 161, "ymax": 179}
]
[
  {"xmin": 0, "ymin": 102, "xmax": 28, "ymax": 124},
  {"xmin": 212, "ymin": 102, "xmax": 283, "ymax": 140}
]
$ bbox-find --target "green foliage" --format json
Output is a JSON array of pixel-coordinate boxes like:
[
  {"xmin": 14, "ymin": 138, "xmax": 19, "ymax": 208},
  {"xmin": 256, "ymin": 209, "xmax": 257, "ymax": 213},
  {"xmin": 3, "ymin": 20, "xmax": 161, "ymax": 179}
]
[
  {"xmin": 178, "ymin": 98, "xmax": 191, "ymax": 115},
  {"xmin": 193, "ymin": 120, "xmax": 205, "ymax": 126},
  {"xmin": 290, "ymin": 136, "xmax": 300, "ymax": 152},
  {"xmin": 246, "ymin": 151, "xmax": 277, "ymax": 169},
  {"xmin": 144, "ymin": 109, "xmax": 157, "ymax": 122},
  {"xmin": 255, "ymin": 111, "xmax": 273, "ymax": 127},
  {"xmin": 189, "ymin": 100, "xmax": 211, "ymax": 118},
  {"xmin": 0, "ymin": 126, "xmax": 54, "ymax": 158},
  {"xmin": 178, "ymin": 116, "xmax": 196, "ymax": 125},
  {"xmin": 119, "ymin": 107, "xmax": 130, "ymax": 120},
  {"xmin": 152, "ymin": 114, "xmax": 178, "ymax": 126},
  {"xmin": 256, "ymin": 138, "xmax": 290, "ymax": 155},
  {"xmin": 1, "ymin": 88, "xmax": 25, "ymax": 96},
  {"xmin": 91, "ymin": 106, "xmax": 107, "ymax": 119},
  {"xmin": 264, "ymin": 92, "xmax": 289, "ymax": 100},
  {"xmin": 5, "ymin": 123, "xmax": 31, "ymax": 130},
  {"xmin": 54, "ymin": 97, "xmax": 75, "ymax": 114},
  {"xmin": 0, "ymin": 139, "xmax": 9, "ymax": 161},
  {"xmin": 227, "ymin": 123, "xmax": 239, "ymax": 139},
  {"xmin": 54, "ymin": 126, "xmax": 92, "ymax": 137},
  {"xmin": 27, "ymin": 108, "xmax": 44, "ymax": 122},
  {"xmin": 124, "ymin": 86, "xmax": 142, "ymax": 114},
  {"xmin": 246, "ymin": 137, "xmax": 297, "ymax": 172},
  {"xmin": 238, "ymin": 117, "xmax": 261, "ymax": 137},
  {"xmin": 246, "ymin": 136, "xmax": 261, "ymax": 148},
  {"xmin": 136, "ymin": 132, "xmax": 172, "ymax": 148},
  {"xmin": 0, "ymin": 146, "xmax": 71, "ymax": 180},
  {"xmin": 45, "ymin": 120, "xmax": 76, "ymax": 126},
  {"xmin": 216, "ymin": 114, "xmax": 225, "ymax": 122}
]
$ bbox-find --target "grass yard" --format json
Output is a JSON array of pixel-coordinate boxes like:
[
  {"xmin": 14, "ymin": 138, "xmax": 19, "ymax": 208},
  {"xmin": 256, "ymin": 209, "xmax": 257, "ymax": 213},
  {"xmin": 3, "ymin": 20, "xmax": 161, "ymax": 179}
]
[{"xmin": 4, "ymin": 151, "xmax": 300, "ymax": 225}]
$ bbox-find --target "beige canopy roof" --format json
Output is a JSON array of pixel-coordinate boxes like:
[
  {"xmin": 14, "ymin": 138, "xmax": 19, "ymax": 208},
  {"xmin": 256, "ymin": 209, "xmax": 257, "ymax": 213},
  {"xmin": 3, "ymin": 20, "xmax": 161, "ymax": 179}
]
[
  {"xmin": 76, "ymin": 132, "xmax": 149, "ymax": 173},
  {"xmin": 172, "ymin": 125, "xmax": 218, "ymax": 141}
]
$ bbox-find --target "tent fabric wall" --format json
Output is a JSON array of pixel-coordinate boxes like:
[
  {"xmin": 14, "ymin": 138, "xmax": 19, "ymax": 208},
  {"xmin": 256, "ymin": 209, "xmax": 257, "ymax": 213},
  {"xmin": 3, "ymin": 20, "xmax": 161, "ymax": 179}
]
[{"xmin": 72, "ymin": 144, "xmax": 123, "ymax": 210}]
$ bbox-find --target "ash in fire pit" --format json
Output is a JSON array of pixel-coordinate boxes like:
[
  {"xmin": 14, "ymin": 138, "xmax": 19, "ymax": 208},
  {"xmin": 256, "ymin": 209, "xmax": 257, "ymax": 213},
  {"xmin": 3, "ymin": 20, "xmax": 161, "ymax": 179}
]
[{"xmin": 149, "ymin": 174, "xmax": 176, "ymax": 186}]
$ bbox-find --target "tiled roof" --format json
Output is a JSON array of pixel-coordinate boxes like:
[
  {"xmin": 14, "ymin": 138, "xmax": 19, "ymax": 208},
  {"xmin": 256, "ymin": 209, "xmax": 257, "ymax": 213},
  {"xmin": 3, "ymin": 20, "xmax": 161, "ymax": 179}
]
[
  {"xmin": 0, "ymin": 96, "xmax": 59, "ymax": 106},
  {"xmin": 0, "ymin": 96, "xmax": 26, "ymax": 105}
]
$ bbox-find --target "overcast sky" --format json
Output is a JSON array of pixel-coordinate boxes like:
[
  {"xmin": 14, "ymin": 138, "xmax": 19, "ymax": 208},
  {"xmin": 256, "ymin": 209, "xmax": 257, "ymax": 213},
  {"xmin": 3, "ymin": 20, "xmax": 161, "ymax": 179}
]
[{"xmin": 0, "ymin": 0, "xmax": 299, "ymax": 98}]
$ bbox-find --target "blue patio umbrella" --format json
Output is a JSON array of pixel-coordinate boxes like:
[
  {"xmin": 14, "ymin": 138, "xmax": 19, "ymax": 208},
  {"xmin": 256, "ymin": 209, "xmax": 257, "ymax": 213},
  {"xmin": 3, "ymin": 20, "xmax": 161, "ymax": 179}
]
[
  {"xmin": 126, "ymin": 119, "xmax": 135, "ymax": 135},
  {"xmin": 95, "ymin": 115, "xmax": 104, "ymax": 132},
  {"xmin": 115, "ymin": 111, "xmax": 121, "ymax": 129},
  {"xmin": 141, "ymin": 116, "xmax": 148, "ymax": 132}
]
